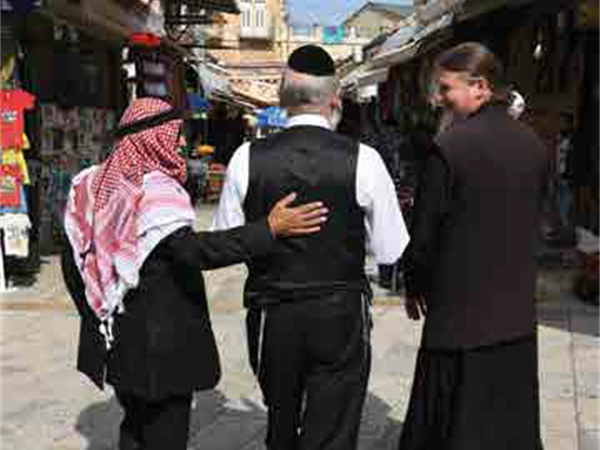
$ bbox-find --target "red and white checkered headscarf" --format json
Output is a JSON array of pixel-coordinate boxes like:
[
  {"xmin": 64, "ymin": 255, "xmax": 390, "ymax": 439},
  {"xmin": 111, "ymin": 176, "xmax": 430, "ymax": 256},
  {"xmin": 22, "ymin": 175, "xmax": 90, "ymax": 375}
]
[
  {"xmin": 64, "ymin": 98, "xmax": 194, "ymax": 340},
  {"xmin": 92, "ymin": 97, "xmax": 186, "ymax": 211}
]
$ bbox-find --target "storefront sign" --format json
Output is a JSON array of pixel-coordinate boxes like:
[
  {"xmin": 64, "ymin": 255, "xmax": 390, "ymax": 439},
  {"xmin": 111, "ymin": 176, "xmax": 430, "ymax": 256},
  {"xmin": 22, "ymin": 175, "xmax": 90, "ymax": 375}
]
[{"xmin": 257, "ymin": 106, "xmax": 286, "ymax": 129}]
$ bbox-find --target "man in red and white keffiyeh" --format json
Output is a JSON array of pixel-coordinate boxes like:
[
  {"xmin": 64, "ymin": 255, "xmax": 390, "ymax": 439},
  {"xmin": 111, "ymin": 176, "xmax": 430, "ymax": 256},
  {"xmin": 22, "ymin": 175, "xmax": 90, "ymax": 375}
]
[
  {"xmin": 61, "ymin": 97, "xmax": 332, "ymax": 450},
  {"xmin": 64, "ymin": 98, "xmax": 194, "ymax": 347}
]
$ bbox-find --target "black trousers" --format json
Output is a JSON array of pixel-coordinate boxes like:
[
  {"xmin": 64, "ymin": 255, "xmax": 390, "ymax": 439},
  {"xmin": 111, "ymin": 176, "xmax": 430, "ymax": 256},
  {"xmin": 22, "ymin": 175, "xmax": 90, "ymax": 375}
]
[
  {"xmin": 248, "ymin": 293, "xmax": 371, "ymax": 450},
  {"xmin": 115, "ymin": 391, "xmax": 193, "ymax": 450}
]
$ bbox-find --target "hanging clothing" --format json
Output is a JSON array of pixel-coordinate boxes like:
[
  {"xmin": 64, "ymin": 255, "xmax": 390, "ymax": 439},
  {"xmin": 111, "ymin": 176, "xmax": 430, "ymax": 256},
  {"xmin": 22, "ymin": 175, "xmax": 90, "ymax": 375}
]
[
  {"xmin": 2, "ymin": 144, "xmax": 30, "ymax": 185},
  {"xmin": 0, "ymin": 89, "xmax": 35, "ymax": 149},
  {"xmin": 0, "ymin": 164, "xmax": 22, "ymax": 209},
  {"xmin": 0, "ymin": 213, "xmax": 30, "ymax": 257},
  {"xmin": 2, "ymin": 149, "xmax": 29, "ymax": 184}
]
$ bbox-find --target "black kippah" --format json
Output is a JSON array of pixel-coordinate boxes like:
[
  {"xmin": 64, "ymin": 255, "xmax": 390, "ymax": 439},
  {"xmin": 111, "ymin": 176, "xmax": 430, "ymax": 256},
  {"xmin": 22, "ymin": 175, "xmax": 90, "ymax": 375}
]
[{"xmin": 288, "ymin": 45, "xmax": 336, "ymax": 77}]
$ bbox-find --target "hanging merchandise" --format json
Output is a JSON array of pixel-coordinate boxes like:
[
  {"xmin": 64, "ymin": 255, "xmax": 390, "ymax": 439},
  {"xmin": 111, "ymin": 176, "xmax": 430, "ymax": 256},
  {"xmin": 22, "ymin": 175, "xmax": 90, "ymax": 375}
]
[
  {"xmin": 389, "ymin": 69, "xmax": 402, "ymax": 124},
  {"xmin": 0, "ymin": 55, "xmax": 15, "ymax": 86},
  {"xmin": 1, "ymin": 133, "xmax": 31, "ymax": 185},
  {"xmin": 0, "ymin": 164, "xmax": 21, "ymax": 208},
  {"xmin": 38, "ymin": 165, "xmax": 75, "ymax": 247},
  {"xmin": 576, "ymin": 0, "xmax": 599, "ymax": 30},
  {"xmin": 0, "ymin": 89, "xmax": 35, "ymax": 149},
  {"xmin": 378, "ymin": 78, "xmax": 392, "ymax": 124},
  {"xmin": 0, "ymin": 213, "xmax": 31, "ymax": 258}
]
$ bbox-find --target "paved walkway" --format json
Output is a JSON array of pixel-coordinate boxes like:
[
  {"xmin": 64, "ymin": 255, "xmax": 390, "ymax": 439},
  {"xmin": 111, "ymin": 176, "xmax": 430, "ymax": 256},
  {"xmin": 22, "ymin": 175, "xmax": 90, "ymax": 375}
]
[{"xmin": 1, "ymin": 205, "xmax": 598, "ymax": 450}]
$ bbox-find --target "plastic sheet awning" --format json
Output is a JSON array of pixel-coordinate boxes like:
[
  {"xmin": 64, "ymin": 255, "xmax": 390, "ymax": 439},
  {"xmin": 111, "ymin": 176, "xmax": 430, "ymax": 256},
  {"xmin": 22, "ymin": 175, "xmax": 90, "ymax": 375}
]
[{"xmin": 370, "ymin": 12, "xmax": 454, "ymax": 69}]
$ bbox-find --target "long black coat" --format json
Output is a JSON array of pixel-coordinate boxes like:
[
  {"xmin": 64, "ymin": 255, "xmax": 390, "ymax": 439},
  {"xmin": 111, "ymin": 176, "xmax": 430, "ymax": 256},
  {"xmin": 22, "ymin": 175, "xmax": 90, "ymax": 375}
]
[
  {"xmin": 61, "ymin": 220, "xmax": 274, "ymax": 400},
  {"xmin": 404, "ymin": 103, "xmax": 549, "ymax": 349}
]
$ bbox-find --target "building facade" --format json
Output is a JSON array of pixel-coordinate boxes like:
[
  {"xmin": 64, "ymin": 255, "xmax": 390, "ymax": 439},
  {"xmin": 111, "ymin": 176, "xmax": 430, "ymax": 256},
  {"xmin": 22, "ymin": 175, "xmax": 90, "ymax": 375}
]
[
  {"xmin": 202, "ymin": 0, "xmax": 394, "ymax": 105},
  {"xmin": 343, "ymin": 2, "xmax": 413, "ymax": 39}
]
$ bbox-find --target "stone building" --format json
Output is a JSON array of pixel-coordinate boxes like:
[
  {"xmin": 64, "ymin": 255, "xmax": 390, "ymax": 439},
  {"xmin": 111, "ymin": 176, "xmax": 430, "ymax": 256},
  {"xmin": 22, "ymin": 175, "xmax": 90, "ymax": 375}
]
[
  {"xmin": 343, "ymin": 2, "xmax": 413, "ymax": 40},
  {"xmin": 202, "ymin": 0, "xmax": 408, "ymax": 105}
]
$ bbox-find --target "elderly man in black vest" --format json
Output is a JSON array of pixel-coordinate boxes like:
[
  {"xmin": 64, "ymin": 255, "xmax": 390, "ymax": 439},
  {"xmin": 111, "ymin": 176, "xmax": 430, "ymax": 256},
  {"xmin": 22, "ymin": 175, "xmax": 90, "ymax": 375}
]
[
  {"xmin": 212, "ymin": 45, "xmax": 409, "ymax": 450},
  {"xmin": 399, "ymin": 42, "xmax": 549, "ymax": 450}
]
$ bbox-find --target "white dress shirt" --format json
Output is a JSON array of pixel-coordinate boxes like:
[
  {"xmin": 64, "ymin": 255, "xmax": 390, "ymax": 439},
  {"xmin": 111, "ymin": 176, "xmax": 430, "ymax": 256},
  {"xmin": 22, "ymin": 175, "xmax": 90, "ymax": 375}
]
[{"xmin": 211, "ymin": 114, "xmax": 409, "ymax": 264}]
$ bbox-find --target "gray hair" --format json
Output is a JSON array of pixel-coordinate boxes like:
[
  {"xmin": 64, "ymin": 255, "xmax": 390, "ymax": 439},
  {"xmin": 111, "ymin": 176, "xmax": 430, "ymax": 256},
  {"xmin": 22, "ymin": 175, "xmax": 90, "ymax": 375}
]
[{"xmin": 279, "ymin": 69, "xmax": 339, "ymax": 109}]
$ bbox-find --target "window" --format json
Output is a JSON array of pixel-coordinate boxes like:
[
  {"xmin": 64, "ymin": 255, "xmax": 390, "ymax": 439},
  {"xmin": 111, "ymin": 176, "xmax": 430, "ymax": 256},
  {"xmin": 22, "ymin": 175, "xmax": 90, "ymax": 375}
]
[
  {"xmin": 241, "ymin": 1, "xmax": 252, "ymax": 28},
  {"xmin": 255, "ymin": 4, "xmax": 266, "ymax": 28}
]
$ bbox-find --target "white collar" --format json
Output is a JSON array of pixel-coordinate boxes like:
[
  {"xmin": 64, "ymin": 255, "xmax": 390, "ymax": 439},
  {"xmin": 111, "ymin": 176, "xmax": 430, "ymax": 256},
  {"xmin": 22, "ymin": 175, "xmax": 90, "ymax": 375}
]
[{"xmin": 285, "ymin": 114, "xmax": 332, "ymax": 130}]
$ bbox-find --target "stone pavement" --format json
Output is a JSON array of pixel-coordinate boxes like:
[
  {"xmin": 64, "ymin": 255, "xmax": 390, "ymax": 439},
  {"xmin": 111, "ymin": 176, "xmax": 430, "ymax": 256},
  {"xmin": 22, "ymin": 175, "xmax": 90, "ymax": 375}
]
[{"xmin": 1, "ymin": 205, "xmax": 598, "ymax": 450}]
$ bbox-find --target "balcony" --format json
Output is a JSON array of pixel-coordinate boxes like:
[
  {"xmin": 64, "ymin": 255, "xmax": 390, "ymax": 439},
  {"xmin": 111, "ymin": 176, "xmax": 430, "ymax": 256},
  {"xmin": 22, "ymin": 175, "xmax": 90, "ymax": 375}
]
[{"xmin": 239, "ymin": 25, "xmax": 274, "ymax": 40}]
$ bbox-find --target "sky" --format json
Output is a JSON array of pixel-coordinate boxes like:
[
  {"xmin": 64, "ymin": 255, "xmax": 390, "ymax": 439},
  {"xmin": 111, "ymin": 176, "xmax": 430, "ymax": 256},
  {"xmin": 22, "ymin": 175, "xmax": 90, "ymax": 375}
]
[{"xmin": 286, "ymin": 0, "xmax": 413, "ymax": 26}]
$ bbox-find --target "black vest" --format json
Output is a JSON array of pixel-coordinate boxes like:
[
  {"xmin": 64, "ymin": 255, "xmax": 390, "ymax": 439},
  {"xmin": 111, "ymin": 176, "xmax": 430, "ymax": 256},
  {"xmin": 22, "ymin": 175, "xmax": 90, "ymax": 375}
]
[
  {"xmin": 243, "ymin": 126, "xmax": 366, "ymax": 308},
  {"xmin": 424, "ymin": 104, "xmax": 549, "ymax": 349}
]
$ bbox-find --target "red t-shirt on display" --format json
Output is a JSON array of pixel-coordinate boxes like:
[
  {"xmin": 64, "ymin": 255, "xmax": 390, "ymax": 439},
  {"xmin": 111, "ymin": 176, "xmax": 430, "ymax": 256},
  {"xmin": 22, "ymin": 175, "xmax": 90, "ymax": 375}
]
[
  {"xmin": 0, "ymin": 164, "xmax": 22, "ymax": 207},
  {"xmin": 0, "ymin": 89, "xmax": 36, "ymax": 149}
]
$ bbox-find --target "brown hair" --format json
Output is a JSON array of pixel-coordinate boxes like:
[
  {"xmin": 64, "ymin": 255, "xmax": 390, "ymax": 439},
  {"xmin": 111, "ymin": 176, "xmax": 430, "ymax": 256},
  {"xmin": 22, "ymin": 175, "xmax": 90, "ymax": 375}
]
[{"xmin": 434, "ymin": 42, "xmax": 509, "ymax": 104}]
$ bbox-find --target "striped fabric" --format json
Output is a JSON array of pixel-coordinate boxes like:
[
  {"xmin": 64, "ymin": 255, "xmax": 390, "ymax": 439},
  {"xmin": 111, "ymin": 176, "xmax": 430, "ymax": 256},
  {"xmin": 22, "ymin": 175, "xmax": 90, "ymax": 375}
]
[{"xmin": 63, "ymin": 98, "xmax": 194, "ymax": 328}]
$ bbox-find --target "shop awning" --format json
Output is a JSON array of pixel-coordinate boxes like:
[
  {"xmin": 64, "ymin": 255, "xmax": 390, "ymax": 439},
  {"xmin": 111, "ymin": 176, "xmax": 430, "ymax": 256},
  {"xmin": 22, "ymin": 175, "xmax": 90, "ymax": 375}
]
[
  {"xmin": 341, "ymin": 63, "xmax": 389, "ymax": 92},
  {"xmin": 370, "ymin": 40, "xmax": 421, "ymax": 69},
  {"xmin": 378, "ymin": 15, "xmax": 418, "ymax": 54},
  {"xmin": 230, "ymin": 85, "xmax": 276, "ymax": 108},
  {"xmin": 369, "ymin": 11, "xmax": 454, "ymax": 69},
  {"xmin": 412, "ymin": 11, "xmax": 454, "ymax": 42},
  {"xmin": 356, "ymin": 67, "xmax": 389, "ymax": 87},
  {"xmin": 197, "ymin": 62, "xmax": 231, "ymax": 98},
  {"xmin": 416, "ymin": 0, "xmax": 466, "ymax": 26},
  {"xmin": 211, "ymin": 91, "xmax": 257, "ymax": 111},
  {"xmin": 417, "ymin": 0, "xmax": 546, "ymax": 27}
]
